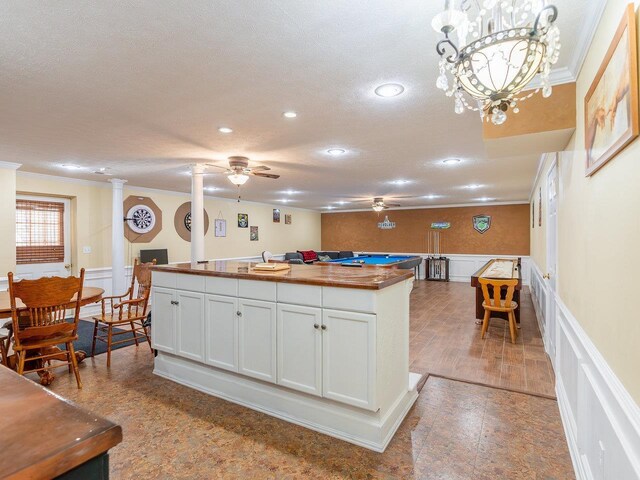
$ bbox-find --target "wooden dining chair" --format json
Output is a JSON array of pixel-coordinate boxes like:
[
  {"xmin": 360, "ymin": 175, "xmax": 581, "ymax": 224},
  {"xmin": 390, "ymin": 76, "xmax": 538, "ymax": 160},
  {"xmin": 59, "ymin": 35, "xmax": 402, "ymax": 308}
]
[
  {"xmin": 478, "ymin": 277, "xmax": 519, "ymax": 344},
  {"xmin": 8, "ymin": 270, "xmax": 85, "ymax": 388},
  {"xmin": 91, "ymin": 259, "xmax": 154, "ymax": 367}
]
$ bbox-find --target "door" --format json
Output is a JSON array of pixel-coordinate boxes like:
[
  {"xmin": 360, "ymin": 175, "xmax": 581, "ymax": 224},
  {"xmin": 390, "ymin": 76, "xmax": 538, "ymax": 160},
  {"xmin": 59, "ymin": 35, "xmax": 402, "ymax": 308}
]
[
  {"xmin": 277, "ymin": 304, "xmax": 322, "ymax": 396},
  {"xmin": 205, "ymin": 294, "xmax": 239, "ymax": 372},
  {"xmin": 545, "ymin": 156, "xmax": 559, "ymax": 360},
  {"xmin": 15, "ymin": 195, "xmax": 71, "ymax": 279},
  {"xmin": 151, "ymin": 287, "xmax": 176, "ymax": 353},
  {"xmin": 322, "ymin": 309, "xmax": 377, "ymax": 410},
  {"xmin": 176, "ymin": 291, "xmax": 205, "ymax": 362},
  {"xmin": 238, "ymin": 299, "xmax": 277, "ymax": 383}
]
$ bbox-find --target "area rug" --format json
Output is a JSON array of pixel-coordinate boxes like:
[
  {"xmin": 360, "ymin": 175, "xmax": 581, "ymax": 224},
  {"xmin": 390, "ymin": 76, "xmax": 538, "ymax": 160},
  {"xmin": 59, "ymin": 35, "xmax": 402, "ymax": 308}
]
[{"xmin": 65, "ymin": 319, "xmax": 137, "ymax": 356}]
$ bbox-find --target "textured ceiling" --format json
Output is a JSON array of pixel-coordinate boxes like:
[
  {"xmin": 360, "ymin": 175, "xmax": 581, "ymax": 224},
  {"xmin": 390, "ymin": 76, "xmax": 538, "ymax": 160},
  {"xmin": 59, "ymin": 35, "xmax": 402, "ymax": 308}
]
[{"xmin": 0, "ymin": 1, "xmax": 599, "ymax": 210}]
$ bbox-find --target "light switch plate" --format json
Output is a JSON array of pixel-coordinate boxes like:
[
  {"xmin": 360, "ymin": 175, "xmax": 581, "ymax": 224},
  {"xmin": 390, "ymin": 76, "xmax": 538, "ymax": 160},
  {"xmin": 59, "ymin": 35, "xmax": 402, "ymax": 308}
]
[{"xmin": 82, "ymin": 246, "xmax": 92, "ymax": 254}]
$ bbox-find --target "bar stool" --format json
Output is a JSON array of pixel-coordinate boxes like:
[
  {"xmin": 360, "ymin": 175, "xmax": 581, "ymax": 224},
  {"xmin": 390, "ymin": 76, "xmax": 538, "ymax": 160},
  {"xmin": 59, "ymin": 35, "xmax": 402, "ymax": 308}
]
[{"xmin": 478, "ymin": 277, "xmax": 519, "ymax": 344}]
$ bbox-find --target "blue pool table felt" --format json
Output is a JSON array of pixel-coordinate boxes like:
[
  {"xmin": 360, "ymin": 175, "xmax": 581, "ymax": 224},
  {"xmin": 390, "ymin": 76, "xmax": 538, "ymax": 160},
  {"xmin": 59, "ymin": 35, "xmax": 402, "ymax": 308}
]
[{"xmin": 328, "ymin": 255, "xmax": 415, "ymax": 265}]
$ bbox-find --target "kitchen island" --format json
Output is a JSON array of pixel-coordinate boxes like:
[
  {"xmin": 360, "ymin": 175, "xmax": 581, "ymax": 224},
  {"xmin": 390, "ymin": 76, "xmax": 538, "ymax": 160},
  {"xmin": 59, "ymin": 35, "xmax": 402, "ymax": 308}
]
[{"xmin": 150, "ymin": 261, "xmax": 420, "ymax": 452}]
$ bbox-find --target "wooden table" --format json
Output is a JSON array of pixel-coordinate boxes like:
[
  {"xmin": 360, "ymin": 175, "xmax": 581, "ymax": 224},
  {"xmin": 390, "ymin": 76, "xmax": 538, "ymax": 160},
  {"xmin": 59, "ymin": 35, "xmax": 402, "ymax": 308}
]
[
  {"xmin": 470, "ymin": 258, "xmax": 522, "ymax": 323},
  {"xmin": 0, "ymin": 366, "xmax": 122, "ymax": 479},
  {"xmin": 0, "ymin": 287, "xmax": 104, "ymax": 384}
]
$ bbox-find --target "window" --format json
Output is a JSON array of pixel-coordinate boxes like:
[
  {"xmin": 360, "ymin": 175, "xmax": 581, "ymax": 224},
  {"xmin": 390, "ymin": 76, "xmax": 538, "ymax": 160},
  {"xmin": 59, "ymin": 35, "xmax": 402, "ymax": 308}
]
[{"xmin": 16, "ymin": 199, "xmax": 65, "ymax": 264}]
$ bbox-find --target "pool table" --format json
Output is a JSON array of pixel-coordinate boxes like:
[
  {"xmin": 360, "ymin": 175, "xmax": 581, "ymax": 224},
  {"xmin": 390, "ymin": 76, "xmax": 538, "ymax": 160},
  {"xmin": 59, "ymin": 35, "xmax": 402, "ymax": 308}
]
[{"xmin": 321, "ymin": 254, "xmax": 423, "ymax": 271}]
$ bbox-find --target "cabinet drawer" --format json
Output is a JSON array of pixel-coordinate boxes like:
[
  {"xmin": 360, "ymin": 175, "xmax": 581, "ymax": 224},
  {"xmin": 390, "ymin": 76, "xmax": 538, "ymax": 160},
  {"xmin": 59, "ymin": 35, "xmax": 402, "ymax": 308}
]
[
  {"xmin": 322, "ymin": 287, "xmax": 376, "ymax": 313},
  {"xmin": 239, "ymin": 279, "xmax": 277, "ymax": 302},
  {"xmin": 152, "ymin": 271, "xmax": 176, "ymax": 289},
  {"xmin": 176, "ymin": 273, "xmax": 205, "ymax": 292},
  {"xmin": 277, "ymin": 283, "xmax": 322, "ymax": 307},
  {"xmin": 205, "ymin": 277, "xmax": 238, "ymax": 296}
]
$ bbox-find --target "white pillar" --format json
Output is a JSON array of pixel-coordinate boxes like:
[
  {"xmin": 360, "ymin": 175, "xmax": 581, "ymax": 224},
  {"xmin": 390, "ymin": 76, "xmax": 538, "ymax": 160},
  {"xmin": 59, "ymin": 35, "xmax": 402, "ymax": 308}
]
[
  {"xmin": 190, "ymin": 164, "xmax": 205, "ymax": 265},
  {"xmin": 110, "ymin": 178, "xmax": 127, "ymax": 296}
]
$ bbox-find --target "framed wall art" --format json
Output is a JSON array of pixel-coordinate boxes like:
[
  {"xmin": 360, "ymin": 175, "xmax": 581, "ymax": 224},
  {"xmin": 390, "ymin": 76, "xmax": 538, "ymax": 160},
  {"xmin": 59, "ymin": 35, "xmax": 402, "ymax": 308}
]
[
  {"xmin": 585, "ymin": 3, "xmax": 638, "ymax": 176},
  {"xmin": 273, "ymin": 208, "xmax": 280, "ymax": 223},
  {"xmin": 238, "ymin": 213, "xmax": 248, "ymax": 228},
  {"xmin": 538, "ymin": 187, "xmax": 542, "ymax": 227},
  {"xmin": 214, "ymin": 218, "xmax": 226, "ymax": 237},
  {"xmin": 531, "ymin": 202, "xmax": 535, "ymax": 229},
  {"xmin": 250, "ymin": 226, "xmax": 259, "ymax": 241},
  {"xmin": 285, "ymin": 214, "xmax": 291, "ymax": 225}
]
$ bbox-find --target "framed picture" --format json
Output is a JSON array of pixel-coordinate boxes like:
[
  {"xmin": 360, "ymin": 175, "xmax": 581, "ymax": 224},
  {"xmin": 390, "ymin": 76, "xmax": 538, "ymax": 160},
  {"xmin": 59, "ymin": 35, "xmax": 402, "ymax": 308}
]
[
  {"xmin": 531, "ymin": 202, "xmax": 535, "ymax": 229},
  {"xmin": 250, "ymin": 226, "xmax": 259, "ymax": 241},
  {"xmin": 214, "ymin": 218, "xmax": 226, "ymax": 237},
  {"xmin": 285, "ymin": 214, "xmax": 291, "ymax": 225},
  {"xmin": 585, "ymin": 3, "xmax": 638, "ymax": 176},
  {"xmin": 273, "ymin": 208, "xmax": 280, "ymax": 223},
  {"xmin": 238, "ymin": 213, "xmax": 248, "ymax": 228},
  {"xmin": 538, "ymin": 188, "xmax": 542, "ymax": 227}
]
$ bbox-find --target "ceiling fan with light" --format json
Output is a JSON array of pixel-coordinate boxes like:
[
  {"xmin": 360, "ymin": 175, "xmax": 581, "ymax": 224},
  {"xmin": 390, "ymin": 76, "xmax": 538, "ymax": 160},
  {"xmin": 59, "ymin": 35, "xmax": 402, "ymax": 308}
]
[
  {"xmin": 371, "ymin": 197, "xmax": 401, "ymax": 212},
  {"xmin": 206, "ymin": 156, "xmax": 280, "ymax": 186}
]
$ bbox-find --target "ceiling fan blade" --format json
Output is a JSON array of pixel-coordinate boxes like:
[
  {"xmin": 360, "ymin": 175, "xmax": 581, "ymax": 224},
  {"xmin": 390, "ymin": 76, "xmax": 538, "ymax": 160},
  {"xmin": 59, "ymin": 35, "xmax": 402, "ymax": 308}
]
[
  {"xmin": 386, "ymin": 203, "xmax": 402, "ymax": 207},
  {"xmin": 249, "ymin": 165, "xmax": 271, "ymax": 171},
  {"xmin": 205, "ymin": 163, "xmax": 231, "ymax": 170},
  {"xmin": 252, "ymin": 172, "xmax": 280, "ymax": 179}
]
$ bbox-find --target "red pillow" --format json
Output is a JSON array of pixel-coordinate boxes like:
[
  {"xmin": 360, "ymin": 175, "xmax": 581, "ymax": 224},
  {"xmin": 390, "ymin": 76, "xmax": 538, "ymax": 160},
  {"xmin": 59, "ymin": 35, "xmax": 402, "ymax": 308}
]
[{"xmin": 297, "ymin": 250, "xmax": 318, "ymax": 263}]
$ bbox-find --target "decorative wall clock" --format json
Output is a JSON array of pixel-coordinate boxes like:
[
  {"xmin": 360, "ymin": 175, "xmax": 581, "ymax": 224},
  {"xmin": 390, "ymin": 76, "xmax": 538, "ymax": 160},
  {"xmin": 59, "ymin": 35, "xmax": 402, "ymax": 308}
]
[
  {"xmin": 123, "ymin": 196, "xmax": 162, "ymax": 243},
  {"xmin": 174, "ymin": 201, "xmax": 210, "ymax": 242}
]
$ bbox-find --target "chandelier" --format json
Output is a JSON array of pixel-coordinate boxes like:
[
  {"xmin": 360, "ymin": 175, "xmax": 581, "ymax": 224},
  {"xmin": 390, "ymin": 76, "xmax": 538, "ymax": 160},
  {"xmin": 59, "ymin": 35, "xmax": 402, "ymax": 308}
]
[{"xmin": 432, "ymin": 0, "xmax": 560, "ymax": 125}]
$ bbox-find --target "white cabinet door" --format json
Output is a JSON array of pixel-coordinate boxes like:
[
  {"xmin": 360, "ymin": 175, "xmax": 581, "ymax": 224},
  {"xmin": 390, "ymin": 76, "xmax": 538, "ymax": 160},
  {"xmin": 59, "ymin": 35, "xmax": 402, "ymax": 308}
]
[
  {"xmin": 238, "ymin": 299, "xmax": 277, "ymax": 383},
  {"xmin": 277, "ymin": 304, "xmax": 322, "ymax": 396},
  {"xmin": 322, "ymin": 309, "xmax": 377, "ymax": 410},
  {"xmin": 151, "ymin": 287, "xmax": 176, "ymax": 353},
  {"xmin": 205, "ymin": 294, "xmax": 239, "ymax": 372},
  {"xmin": 176, "ymin": 291, "xmax": 205, "ymax": 362}
]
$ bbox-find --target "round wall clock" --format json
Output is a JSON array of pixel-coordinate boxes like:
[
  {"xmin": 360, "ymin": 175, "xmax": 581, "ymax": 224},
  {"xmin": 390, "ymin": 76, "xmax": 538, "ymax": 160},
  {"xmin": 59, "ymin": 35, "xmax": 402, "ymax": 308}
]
[
  {"xmin": 123, "ymin": 196, "xmax": 163, "ymax": 243},
  {"xmin": 174, "ymin": 201, "xmax": 210, "ymax": 242}
]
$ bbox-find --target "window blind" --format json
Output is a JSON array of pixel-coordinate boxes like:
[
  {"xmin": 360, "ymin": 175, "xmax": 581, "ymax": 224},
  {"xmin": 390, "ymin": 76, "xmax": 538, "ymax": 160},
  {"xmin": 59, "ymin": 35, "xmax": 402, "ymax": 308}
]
[{"xmin": 16, "ymin": 199, "xmax": 65, "ymax": 264}]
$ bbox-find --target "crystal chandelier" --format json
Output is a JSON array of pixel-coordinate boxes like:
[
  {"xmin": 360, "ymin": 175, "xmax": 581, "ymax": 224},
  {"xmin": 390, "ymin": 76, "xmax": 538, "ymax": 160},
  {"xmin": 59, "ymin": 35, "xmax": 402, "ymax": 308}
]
[{"xmin": 432, "ymin": 0, "xmax": 560, "ymax": 125}]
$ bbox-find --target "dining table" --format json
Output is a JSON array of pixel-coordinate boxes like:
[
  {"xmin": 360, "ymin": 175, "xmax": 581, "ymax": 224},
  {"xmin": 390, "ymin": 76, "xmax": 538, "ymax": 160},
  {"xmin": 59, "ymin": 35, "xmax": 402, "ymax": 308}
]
[{"xmin": 0, "ymin": 286, "xmax": 104, "ymax": 385}]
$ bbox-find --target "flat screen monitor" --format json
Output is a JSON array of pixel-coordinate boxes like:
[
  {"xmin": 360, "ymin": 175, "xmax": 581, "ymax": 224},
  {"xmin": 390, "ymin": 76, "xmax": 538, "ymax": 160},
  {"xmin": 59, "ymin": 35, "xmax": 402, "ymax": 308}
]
[{"xmin": 140, "ymin": 249, "xmax": 168, "ymax": 265}]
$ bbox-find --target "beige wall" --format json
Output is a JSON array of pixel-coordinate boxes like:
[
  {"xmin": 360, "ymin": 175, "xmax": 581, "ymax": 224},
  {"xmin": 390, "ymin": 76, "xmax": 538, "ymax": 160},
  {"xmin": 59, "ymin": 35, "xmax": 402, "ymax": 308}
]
[
  {"xmin": 14, "ymin": 173, "xmax": 321, "ymax": 272},
  {"xmin": 0, "ymin": 165, "xmax": 18, "ymax": 275},
  {"xmin": 530, "ymin": 1, "xmax": 640, "ymax": 404}
]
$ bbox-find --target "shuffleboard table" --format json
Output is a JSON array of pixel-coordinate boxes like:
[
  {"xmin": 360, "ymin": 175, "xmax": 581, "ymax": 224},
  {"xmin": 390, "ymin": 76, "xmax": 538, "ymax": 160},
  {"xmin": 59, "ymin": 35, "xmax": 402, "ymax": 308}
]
[{"xmin": 470, "ymin": 258, "xmax": 522, "ymax": 323}]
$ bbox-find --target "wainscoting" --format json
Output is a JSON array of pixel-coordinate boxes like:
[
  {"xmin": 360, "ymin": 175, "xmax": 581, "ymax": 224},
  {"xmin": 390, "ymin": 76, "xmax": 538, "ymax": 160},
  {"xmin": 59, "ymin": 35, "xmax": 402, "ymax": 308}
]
[
  {"xmin": 358, "ymin": 252, "xmax": 530, "ymax": 284},
  {"xmin": 530, "ymin": 262, "xmax": 640, "ymax": 480}
]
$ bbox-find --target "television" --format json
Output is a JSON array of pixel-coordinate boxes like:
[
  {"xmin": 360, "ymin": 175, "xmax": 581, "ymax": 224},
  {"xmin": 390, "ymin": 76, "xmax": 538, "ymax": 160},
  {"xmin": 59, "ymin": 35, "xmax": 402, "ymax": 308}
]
[{"xmin": 140, "ymin": 249, "xmax": 168, "ymax": 265}]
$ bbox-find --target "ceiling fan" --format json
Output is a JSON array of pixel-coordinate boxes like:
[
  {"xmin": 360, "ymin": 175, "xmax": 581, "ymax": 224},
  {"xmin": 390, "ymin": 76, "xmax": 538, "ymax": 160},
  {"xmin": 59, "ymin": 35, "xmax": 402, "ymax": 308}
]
[
  {"xmin": 206, "ymin": 156, "xmax": 280, "ymax": 186},
  {"xmin": 371, "ymin": 197, "xmax": 400, "ymax": 212}
]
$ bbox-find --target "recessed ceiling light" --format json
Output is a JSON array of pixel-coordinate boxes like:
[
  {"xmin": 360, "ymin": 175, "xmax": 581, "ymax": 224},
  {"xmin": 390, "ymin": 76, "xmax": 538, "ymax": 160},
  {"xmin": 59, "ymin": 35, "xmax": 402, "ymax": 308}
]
[
  {"xmin": 283, "ymin": 111, "xmax": 297, "ymax": 118},
  {"xmin": 282, "ymin": 189, "xmax": 300, "ymax": 195},
  {"xmin": 464, "ymin": 184, "xmax": 483, "ymax": 189},
  {"xmin": 442, "ymin": 158, "xmax": 461, "ymax": 165},
  {"xmin": 278, "ymin": 198, "xmax": 291, "ymax": 203},
  {"xmin": 390, "ymin": 179, "xmax": 411, "ymax": 185},
  {"xmin": 218, "ymin": 127, "xmax": 233, "ymax": 133},
  {"xmin": 325, "ymin": 206, "xmax": 335, "ymax": 210},
  {"xmin": 423, "ymin": 194, "xmax": 440, "ymax": 199},
  {"xmin": 205, "ymin": 187, "xmax": 219, "ymax": 192},
  {"xmin": 476, "ymin": 197, "xmax": 495, "ymax": 202},
  {"xmin": 336, "ymin": 201, "xmax": 349, "ymax": 205},
  {"xmin": 327, "ymin": 148, "xmax": 346, "ymax": 156},
  {"xmin": 374, "ymin": 83, "xmax": 405, "ymax": 97},
  {"xmin": 60, "ymin": 164, "xmax": 82, "ymax": 170}
]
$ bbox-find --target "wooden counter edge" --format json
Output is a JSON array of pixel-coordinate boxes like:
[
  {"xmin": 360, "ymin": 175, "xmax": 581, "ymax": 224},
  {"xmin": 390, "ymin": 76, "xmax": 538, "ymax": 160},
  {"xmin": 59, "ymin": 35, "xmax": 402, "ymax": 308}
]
[{"xmin": 4, "ymin": 424, "xmax": 123, "ymax": 480}]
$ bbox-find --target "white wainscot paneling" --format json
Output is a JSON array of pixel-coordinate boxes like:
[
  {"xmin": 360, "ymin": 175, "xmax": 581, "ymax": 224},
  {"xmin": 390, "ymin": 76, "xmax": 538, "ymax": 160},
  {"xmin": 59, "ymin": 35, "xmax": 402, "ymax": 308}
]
[{"xmin": 530, "ymin": 261, "xmax": 640, "ymax": 480}]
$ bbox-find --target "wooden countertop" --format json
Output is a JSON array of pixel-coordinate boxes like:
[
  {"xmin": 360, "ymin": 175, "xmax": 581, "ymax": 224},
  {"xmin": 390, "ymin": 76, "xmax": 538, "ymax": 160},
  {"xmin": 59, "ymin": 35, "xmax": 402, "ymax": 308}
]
[
  {"xmin": 151, "ymin": 261, "xmax": 414, "ymax": 290},
  {"xmin": 0, "ymin": 368, "xmax": 122, "ymax": 480}
]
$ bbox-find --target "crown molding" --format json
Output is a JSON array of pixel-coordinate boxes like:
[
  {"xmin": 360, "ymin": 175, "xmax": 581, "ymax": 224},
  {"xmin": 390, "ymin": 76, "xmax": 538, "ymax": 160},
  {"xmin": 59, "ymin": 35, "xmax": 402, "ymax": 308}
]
[
  {"xmin": 0, "ymin": 161, "xmax": 22, "ymax": 170},
  {"xmin": 322, "ymin": 201, "xmax": 529, "ymax": 214}
]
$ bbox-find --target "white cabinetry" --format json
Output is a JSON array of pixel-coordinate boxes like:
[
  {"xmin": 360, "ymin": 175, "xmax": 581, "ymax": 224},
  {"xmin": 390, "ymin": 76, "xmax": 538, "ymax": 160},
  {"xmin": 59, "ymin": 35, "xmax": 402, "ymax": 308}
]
[
  {"xmin": 238, "ymin": 299, "xmax": 277, "ymax": 383},
  {"xmin": 175, "ymin": 291, "xmax": 205, "ymax": 362},
  {"xmin": 204, "ymin": 294, "xmax": 239, "ymax": 372},
  {"xmin": 151, "ymin": 286, "xmax": 177, "ymax": 354},
  {"xmin": 322, "ymin": 309, "xmax": 377, "ymax": 410},
  {"xmin": 277, "ymin": 304, "xmax": 322, "ymax": 396}
]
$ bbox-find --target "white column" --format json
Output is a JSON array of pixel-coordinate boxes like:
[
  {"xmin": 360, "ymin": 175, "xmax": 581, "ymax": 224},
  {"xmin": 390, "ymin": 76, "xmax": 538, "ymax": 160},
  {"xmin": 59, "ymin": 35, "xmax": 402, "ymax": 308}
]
[
  {"xmin": 190, "ymin": 164, "xmax": 205, "ymax": 265},
  {"xmin": 110, "ymin": 178, "xmax": 127, "ymax": 296}
]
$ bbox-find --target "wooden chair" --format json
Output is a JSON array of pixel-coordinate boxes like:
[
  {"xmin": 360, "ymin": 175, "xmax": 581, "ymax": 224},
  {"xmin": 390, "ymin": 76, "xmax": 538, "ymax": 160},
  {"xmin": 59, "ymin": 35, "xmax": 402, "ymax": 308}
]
[
  {"xmin": 8, "ymin": 270, "xmax": 85, "ymax": 388},
  {"xmin": 478, "ymin": 277, "xmax": 519, "ymax": 344},
  {"xmin": 0, "ymin": 327, "xmax": 9, "ymax": 367},
  {"xmin": 91, "ymin": 259, "xmax": 154, "ymax": 367}
]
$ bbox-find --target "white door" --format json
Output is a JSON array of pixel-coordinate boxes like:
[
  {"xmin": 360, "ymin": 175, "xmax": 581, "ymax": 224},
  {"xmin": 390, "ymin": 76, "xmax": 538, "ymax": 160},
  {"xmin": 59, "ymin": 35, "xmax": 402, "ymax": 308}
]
[
  {"xmin": 238, "ymin": 299, "xmax": 277, "ymax": 383},
  {"xmin": 322, "ymin": 309, "xmax": 377, "ymax": 410},
  {"xmin": 205, "ymin": 294, "xmax": 239, "ymax": 372},
  {"xmin": 176, "ymin": 291, "xmax": 205, "ymax": 362},
  {"xmin": 15, "ymin": 195, "xmax": 71, "ymax": 279},
  {"xmin": 151, "ymin": 287, "xmax": 177, "ymax": 354},
  {"xmin": 546, "ymin": 157, "xmax": 559, "ymax": 359},
  {"xmin": 277, "ymin": 304, "xmax": 322, "ymax": 396}
]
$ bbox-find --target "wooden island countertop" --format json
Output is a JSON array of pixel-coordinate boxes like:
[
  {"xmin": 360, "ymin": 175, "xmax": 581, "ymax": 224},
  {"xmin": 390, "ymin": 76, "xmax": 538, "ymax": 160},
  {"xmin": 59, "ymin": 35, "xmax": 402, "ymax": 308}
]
[{"xmin": 151, "ymin": 261, "xmax": 414, "ymax": 290}]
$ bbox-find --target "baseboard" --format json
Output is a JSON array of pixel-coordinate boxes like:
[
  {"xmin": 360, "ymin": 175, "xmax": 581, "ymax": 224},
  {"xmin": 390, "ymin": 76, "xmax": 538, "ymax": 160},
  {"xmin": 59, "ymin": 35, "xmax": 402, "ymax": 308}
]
[
  {"xmin": 530, "ymin": 261, "xmax": 640, "ymax": 479},
  {"xmin": 153, "ymin": 352, "xmax": 419, "ymax": 452}
]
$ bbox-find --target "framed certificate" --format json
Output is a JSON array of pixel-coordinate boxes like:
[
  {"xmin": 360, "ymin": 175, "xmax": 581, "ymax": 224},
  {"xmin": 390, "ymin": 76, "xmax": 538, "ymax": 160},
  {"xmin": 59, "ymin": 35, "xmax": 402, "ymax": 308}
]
[{"xmin": 214, "ymin": 218, "xmax": 226, "ymax": 237}]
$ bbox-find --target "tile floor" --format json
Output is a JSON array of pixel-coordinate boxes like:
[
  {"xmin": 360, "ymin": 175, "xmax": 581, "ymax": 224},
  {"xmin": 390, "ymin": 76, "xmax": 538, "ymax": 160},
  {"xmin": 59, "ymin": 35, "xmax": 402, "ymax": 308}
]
[{"xmin": 42, "ymin": 280, "xmax": 574, "ymax": 479}]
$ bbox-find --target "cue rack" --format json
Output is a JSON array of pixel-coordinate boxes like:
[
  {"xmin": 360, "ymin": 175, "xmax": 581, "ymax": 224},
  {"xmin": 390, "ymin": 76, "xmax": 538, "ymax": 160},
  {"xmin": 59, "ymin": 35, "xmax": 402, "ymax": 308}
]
[{"xmin": 426, "ymin": 230, "xmax": 450, "ymax": 282}]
